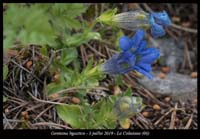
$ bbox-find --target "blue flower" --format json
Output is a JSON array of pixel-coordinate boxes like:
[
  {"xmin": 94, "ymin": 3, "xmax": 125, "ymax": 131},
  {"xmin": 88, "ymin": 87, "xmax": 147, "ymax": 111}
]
[
  {"xmin": 110, "ymin": 10, "xmax": 171, "ymax": 38},
  {"xmin": 101, "ymin": 29, "xmax": 160, "ymax": 79},
  {"xmin": 149, "ymin": 10, "xmax": 171, "ymax": 38}
]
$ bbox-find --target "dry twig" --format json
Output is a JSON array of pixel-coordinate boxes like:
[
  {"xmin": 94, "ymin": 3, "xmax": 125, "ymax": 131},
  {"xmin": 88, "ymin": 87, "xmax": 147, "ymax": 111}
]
[
  {"xmin": 184, "ymin": 113, "xmax": 193, "ymax": 129},
  {"xmin": 169, "ymin": 103, "xmax": 178, "ymax": 129}
]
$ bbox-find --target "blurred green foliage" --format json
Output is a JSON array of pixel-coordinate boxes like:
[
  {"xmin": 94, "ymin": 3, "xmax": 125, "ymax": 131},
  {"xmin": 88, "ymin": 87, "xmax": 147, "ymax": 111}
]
[{"xmin": 3, "ymin": 3, "xmax": 100, "ymax": 49}]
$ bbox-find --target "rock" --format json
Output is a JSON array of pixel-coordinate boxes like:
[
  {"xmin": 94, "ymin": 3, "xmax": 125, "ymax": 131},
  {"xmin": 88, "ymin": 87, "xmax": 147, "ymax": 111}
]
[
  {"xmin": 149, "ymin": 38, "xmax": 195, "ymax": 71},
  {"xmin": 138, "ymin": 72, "xmax": 197, "ymax": 102}
]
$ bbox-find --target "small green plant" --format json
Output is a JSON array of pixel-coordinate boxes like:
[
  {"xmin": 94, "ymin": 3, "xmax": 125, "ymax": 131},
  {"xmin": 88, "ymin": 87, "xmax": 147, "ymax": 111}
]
[{"xmin": 56, "ymin": 89, "xmax": 144, "ymax": 129}]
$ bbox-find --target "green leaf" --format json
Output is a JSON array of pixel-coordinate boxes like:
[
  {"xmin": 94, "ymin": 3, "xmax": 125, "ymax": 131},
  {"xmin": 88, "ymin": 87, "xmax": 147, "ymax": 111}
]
[
  {"xmin": 96, "ymin": 8, "xmax": 118, "ymax": 26},
  {"xmin": 92, "ymin": 97, "xmax": 117, "ymax": 129},
  {"xmin": 4, "ymin": 4, "xmax": 56, "ymax": 47},
  {"xmin": 73, "ymin": 59, "xmax": 81, "ymax": 72},
  {"xmin": 79, "ymin": 59, "xmax": 105, "ymax": 88},
  {"xmin": 86, "ymin": 31, "xmax": 101, "ymax": 40},
  {"xmin": 65, "ymin": 33, "xmax": 85, "ymax": 47},
  {"xmin": 61, "ymin": 48, "xmax": 78, "ymax": 66},
  {"xmin": 3, "ymin": 64, "xmax": 8, "ymax": 81},
  {"xmin": 46, "ymin": 82, "xmax": 66, "ymax": 96},
  {"xmin": 56, "ymin": 104, "xmax": 84, "ymax": 129},
  {"xmin": 49, "ymin": 3, "xmax": 87, "ymax": 31},
  {"xmin": 51, "ymin": 3, "xmax": 87, "ymax": 18},
  {"xmin": 3, "ymin": 95, "xmax": 8, "ymax": 103},
  {"xmin": 52, "ymin": 60, "xmax": 75, "ymax": 84},
  {"xmin": 64, "ymin": 16, "xmax": 81, "ymax": 30},
  {"xmin": 124, "ymin": 88, "xmax": 132, "ymax": 97},
  {"xmin": 65, "ymin": 31, "xmax": 101, "ymax": 47},
  {"xmin": 114, "ymin": 75, "xmax": 124, "ymax": 86},
  {"xmin": 64, "ymin": 3, "xmax": 87, "ymax": 18},
  {"xmin": 40, "ymin": 46, "xmax": 48, "ymax": 56},
  {"xmin": 3, "ymin": 29, "xmax": 16, "ymax": 50}
]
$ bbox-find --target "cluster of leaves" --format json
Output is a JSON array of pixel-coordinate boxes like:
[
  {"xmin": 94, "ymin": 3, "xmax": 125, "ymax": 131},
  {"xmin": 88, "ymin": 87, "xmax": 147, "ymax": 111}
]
[
  {"xmin": 3, "ymin": 3, "xmax": 100, "ymax": 49},
  {"xmin": 47, "ymin": 58, "xmax": 105, "ymax": 96},
  {"xmin": 56, "ymin": 88, "xmax": 144, "ymax": 129},
  {"xmin": 3, "ymin": 4, "xmax": 145, "ymax": 129},
  {"xmin": 4, "ymin": 3, "xmax": 103, "ymax": 94}
]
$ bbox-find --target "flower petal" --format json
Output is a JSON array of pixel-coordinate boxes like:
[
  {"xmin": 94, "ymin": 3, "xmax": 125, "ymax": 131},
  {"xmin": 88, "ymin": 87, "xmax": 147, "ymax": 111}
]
[
  {"xmin": 131, "ymin": 29, "xmax": 145, "ymax": 48},
  {"xmin": 136, "ymin": 62, "xmax": 152, "ymax": 72},
  {"xmin": 151, "ymin": 23, "xmax": 166, "ymax": 38},
  {"xmin": 127, "ymin": 55, "xmax": 136, "ymax": 67},
  {"xmin": 132, "ymin": 66, "xmax": 153, "ymax": 79},
  {"xmin": 138, "ymin": 47, "xmax": 158, "ymax": 55},
  {"xmin": 102, "ymin": 53, "xmax": 133, "ymax": 74},
  {"xmin": 136, "ymin": 40, "xmax": 147, "ymax": 53},
  {"xmin": 138, "ymin": 48, "xmax": 160, "ymax": 64},
  {"xmin": 119, "ymin": 36, "xmax": 132, "ymax": 51},
  {"xmin": 117, "ymin": 51, "xmax": 133, "ymax": 64},
  {"xmin": 151, "ymin": 10, "xmax": 171, "ymax": 27}
]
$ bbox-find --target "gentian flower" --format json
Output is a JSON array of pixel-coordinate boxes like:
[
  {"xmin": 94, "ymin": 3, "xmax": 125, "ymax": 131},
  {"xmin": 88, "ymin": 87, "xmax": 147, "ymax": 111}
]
[
  {"xmin": 113, "ymin": 10, "xmax": 171, "ymax": 38},
  {"xmin": 149, "ymin": 10, "xmax": 171, "ymax": 38},
  {"xmin": 101, "ymin": 29, "xmax": 160, "ymax": 79},
  {"xmin": 97, "ymin": 9, "xmax": 171, "ymax": 38}
]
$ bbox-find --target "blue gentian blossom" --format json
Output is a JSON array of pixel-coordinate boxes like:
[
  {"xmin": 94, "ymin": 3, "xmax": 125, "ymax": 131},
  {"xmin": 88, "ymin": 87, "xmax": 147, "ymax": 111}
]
[
  {"xmin": 149, "ymin": 10, "xmax": 171, "ymax": 38},
  {"xmin": 111, "ymin": 10, "xmax": 171, "ymax": 38},
  {"xmin": 101, "ymin": 29, "xmax": 160, "ymax": 79}
]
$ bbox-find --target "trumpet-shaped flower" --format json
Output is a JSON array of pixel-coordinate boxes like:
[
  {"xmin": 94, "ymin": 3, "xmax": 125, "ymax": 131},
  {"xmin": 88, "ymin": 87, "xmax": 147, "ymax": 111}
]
[
  {"xmin": 101, "ymin": 29, "xmax": 160, "ymax": 79},
  {"xmin": 113, "ymin": 10, "xmax": 171, "ymax": 38},
  {"xmin": 149, "ymin": 10, "xmax": 171, "ymax": 38},
  {"xmin": 98, "ymin": 9, "xmax": 171, "ymax": 38}
]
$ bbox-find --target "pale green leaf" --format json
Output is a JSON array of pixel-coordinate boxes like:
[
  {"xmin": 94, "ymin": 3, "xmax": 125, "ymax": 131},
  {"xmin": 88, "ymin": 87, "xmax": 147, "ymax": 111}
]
[
  {"xmin": 65, "ymin": 31, "xmax": 101, "ymax": 47},
  {"xmin": 46, "ymin": 82, "xmax": 66, "ymax": 95},
  {"xmin": 40, "ymin": 46, "xmax": 48, "ymax": 56},
  {"xmin": 3, "ymin": 64, "xmax": 8, "ymax": 81},
  {"xmin": 61, "ymin": 48, "xmax": 78, "ymax": 66},
  {"xmin": 56, "ymin": 104, "xmax": 84, "ymax": 129},
  {"xmin": 124, "ymin": 88, "xmax": 132, "ymax": 97},
  {"xmin": 64, "ymin": 17, "xmax": 81, "ymax": 30},
  {"xmin": 3, "ymin": 95, "xmax": 8, "ymax": 103}
]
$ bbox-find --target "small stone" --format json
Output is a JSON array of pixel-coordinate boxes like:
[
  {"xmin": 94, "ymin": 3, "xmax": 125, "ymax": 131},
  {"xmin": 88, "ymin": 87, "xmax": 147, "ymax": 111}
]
[
  {"xmin": 21, "ymin": 111, "xmax": 29, "ymax": 120},
  {"xmin": 190, "ymin": 72, "xmax": 197, "ymax": 78},
  {"xmin": 153, "ymin": 104, "xmax": 161, "ymax": 111},
  {"xmin": 193, "ymin": 98, "xmax": 197, "ymax": 105},
  {"xmin": 5, "ymin": 108, "xmax": 9, "ymax": 113},
  {"xmin": 71, "ymin": 97, "xmax": 80, "ymax": 104},
  {"xmin": 172, "ymin": 16, "xmax": 180, "ymax": 23},
  {"xmin": 113, "ymin": 86, "xmax": 122, "ymax": 95},
  {"xmin": 161, "ymin": 67, "xmax": 170, "ymax": 73},
  {"xmin": 56, "ymin": 56, "xmax": 61, "ymax": 60},
  {"xmin": 142, "ymin": 111, "xmax": 149, "ymax": 117},
  {"xmin": 49, "ymin": 93, "xmax": 60, "ymax": 99},
  {"xmin": 21, "ymin": 111, "xmax": 28, "ymax": 116},
  {"xmin": 53, "ymin": 74, "xmax": 60, "ymax": 82},
  {"xmin": 158, "ymin": 72, "xmax": 166, "ymax": 79},
  {"xmin": 164, "ymin": 97, "xmax": 171, "ymax": 102},
  {"xmin": 26, "ymin": 61, "xmax": 33, "ymax": 70}
]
